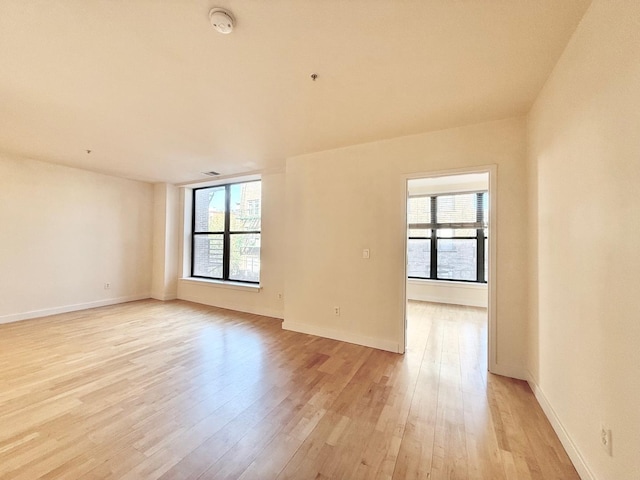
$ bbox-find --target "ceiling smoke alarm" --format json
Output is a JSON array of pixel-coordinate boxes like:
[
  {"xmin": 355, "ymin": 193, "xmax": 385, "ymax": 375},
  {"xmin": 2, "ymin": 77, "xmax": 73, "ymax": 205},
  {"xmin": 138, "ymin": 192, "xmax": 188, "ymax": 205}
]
[{"xmin": 209, "ymin": 8, "xmax": 235, "ymax": 34}]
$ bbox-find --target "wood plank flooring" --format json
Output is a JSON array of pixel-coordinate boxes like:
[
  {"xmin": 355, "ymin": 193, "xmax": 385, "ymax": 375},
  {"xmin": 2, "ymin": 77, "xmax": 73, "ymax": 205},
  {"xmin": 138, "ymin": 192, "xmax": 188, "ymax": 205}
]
[{"xmin": 0, "ymin": 300, "xmax": 578, "ymax": 479}]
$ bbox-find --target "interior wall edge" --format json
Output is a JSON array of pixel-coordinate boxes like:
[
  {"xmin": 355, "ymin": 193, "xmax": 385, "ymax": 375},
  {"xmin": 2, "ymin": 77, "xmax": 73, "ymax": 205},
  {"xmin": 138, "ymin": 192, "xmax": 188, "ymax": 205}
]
[
  {"xmin": 150, "ymin": 293, "xmax": 178, "ymax": 302},
  {"xmin": 489, "ymin": 364, "xmax": 527, "ymax": 381},
  {"xmin": 527, "ymin": 371, "xmax": 596, "ymax": 480},
  {"xmin": 282, "ymin": 320, "xmax": 400, "ymax": 354}
]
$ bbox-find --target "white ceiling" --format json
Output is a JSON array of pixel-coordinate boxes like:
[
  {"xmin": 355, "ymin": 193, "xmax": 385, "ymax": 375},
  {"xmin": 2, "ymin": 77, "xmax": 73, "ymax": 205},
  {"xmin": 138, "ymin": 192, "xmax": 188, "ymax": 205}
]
[{"xmin": 0, "ymin": 0, "xmax": 591, "ymax": 184}]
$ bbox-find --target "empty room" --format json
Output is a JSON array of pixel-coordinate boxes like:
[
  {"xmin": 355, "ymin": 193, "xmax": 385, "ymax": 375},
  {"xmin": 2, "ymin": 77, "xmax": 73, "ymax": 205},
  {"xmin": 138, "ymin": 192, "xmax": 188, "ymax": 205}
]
[{"xmin": 0, "ymin": 1, "xmax": 638, "ymax": 479}]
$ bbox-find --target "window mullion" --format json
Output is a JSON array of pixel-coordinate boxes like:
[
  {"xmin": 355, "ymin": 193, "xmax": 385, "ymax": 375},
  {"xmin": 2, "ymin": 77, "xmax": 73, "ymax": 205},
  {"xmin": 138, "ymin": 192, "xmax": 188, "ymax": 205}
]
[
  {"xmin": 430, "ymin": 196, "xmax": 437, "ymax": 280},
  {"xmin": 191, "ymin": 190, "xmax": 196, "ymax": 278},
  {"xmin": 223, "ymin": 184, "xmax": 231, "ymax": 280},
  {"xmin": 476, "ymin": 192, "xmax": 484, "ymax": 283}
]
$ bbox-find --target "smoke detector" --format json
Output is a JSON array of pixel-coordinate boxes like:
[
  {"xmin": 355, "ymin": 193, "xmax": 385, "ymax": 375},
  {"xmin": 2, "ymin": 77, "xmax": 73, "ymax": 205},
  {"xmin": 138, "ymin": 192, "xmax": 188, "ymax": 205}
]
[{"xmin": 209, "ymin": 8, "xmax": 235, "ymax": 34}]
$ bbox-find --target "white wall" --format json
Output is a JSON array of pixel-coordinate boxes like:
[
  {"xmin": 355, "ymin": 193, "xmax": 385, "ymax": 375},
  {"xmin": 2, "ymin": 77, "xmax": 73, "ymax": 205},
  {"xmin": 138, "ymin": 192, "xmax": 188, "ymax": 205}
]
[
  {"xmin": 406, "ymin": 280, "xmax": 487, "ymax": 308},
  {"xmin": 284, "ymin": 117, "xmax": 528, "ymax": 375},
  {"xmin": 151, "ymin": 183, "xmax": 179, "ymax": 301},
  {"xmin": 0, "ymin": 153, "xmax": 153, "ymax": 323},
  {"xmin": 408, "ymin": 175, "xmax": 488, "ymax": 196},
  {"xmin": 527, "ymin": 1, "xmax": 640, "ymax": 478},
  {"xmin": 177, "ymin": 172, "xmax": 286, "ymax": 319}
]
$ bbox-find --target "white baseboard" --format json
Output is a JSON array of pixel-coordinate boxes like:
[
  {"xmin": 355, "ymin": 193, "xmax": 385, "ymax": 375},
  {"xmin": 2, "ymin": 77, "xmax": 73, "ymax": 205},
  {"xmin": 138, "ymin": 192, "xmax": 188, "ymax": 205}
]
[
  {"xmin": 0, "ymin": 293, "xmax": 151, "ymax": 325},
  {"xmin": 177, "ymin": 293, "xmax": 284, "ymax": 319},
  {"xmin": 527, "ymin": 371, "xmax": 595, "ymax": 480},
  {"xmin": 282, "ymin": 320, "xmax": 400, "ymax": 353}
]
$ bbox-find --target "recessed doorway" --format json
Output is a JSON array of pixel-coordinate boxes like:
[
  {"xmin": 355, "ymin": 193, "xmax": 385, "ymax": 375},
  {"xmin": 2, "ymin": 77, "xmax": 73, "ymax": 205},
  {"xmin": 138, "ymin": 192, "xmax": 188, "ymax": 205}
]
[{"xmin": 403, "ymin": 170, "xmax": 494, "ymax": 374}]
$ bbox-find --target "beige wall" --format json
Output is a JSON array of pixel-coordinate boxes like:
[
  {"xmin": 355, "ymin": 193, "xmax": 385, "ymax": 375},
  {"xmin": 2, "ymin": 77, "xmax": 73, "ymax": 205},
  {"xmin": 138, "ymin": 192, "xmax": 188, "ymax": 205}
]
[
  {"xmin": 0, "ymin": 153, "xmax": 153, "ymax": 323},
  {"xmin": 177, "ymin": 172, "xmax": 286, "ymax": 319},
  {"xmin": 527, "ymin": 1, "xmax": 640, "ymax": 478},
  {"xmin": 284, "ymin": 117, "xmax": 528, "ymax": 375},
  {"xmin": 151, "ymin": 183, "xmax": 179, "ymax": 301},
  {"xmin": 406, "ymin": 280, "xmax": 487, "ymax": 308}
]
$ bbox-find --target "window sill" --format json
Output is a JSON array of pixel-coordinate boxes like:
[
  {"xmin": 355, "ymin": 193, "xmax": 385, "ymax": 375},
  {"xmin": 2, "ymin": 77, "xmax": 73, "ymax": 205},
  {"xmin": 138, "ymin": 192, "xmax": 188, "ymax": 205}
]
[
  {"xmin": 407, "ymin": 278, "xmax": 487, "ymax": 289},
  {"xmin": 180, "ymin": 277, "xmax": 261, "ymax": 292}
]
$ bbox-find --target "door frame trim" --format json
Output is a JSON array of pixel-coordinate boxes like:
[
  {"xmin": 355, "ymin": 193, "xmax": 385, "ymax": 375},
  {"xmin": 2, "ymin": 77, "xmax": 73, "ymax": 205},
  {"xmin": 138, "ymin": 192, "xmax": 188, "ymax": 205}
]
[{"xmin": 400, "ymin": 165, "xmax": 497, "ymax": 374}]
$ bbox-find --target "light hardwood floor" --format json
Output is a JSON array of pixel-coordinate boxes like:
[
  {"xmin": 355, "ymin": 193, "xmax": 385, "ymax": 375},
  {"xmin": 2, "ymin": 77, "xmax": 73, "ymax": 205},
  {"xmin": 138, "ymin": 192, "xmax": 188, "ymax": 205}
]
[{"xmin": 0, "ymin": 300, "xmax": 578, "ymax": 479}]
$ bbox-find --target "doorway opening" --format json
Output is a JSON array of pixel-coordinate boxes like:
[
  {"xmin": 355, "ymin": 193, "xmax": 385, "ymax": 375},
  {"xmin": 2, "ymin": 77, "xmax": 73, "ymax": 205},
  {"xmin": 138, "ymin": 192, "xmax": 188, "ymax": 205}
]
[{"xmin": 403, "ymin": 170, "xmax": 493, "ymax": 375}]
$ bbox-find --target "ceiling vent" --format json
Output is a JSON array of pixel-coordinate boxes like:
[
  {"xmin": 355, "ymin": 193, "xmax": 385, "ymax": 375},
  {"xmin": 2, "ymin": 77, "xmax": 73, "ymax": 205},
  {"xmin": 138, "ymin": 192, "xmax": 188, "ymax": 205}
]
[
  {"xmin": 202, "ymin": 171, "xmax": 221, "ymax": 176},
  {"xmin": 209, "ymin": 8, "xmax": 235, "ymax": 34}
]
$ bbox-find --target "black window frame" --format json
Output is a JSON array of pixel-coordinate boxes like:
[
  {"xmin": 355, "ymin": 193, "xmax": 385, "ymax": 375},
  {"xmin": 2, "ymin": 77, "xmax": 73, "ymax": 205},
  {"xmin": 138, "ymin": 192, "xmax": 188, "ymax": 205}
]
[
  {"xmin": 407, "ymin": 191, "xmax": 488, "ymax": 284},
  {"xmin": 191, "ymin": 180, "xmax": 261, "ymax": 284}
]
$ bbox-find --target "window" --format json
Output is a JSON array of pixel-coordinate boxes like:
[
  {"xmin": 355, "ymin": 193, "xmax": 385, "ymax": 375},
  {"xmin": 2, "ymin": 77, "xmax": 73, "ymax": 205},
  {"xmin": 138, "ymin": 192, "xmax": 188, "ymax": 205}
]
[
  {"xmin": 407, "ymin": 191, "xmax": 488, "ymax": 283},
  {"xmin": 192, "ymin": 180, "xmax": 261, "ymax": 283}
]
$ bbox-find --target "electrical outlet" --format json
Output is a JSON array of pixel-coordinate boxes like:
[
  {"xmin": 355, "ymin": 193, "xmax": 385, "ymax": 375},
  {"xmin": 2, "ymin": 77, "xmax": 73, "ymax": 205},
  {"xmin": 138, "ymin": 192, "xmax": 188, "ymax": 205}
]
[
  {"xmin": 104, "ymin": 283, "xmax": 111, "ymax": 290},
  {"xmin": 333, "ymin": 306, "xmax": 340, "ymax": 316},
  {"xmin": 600, "ymin": 425, "xmax": 612, "ymax": 456}
]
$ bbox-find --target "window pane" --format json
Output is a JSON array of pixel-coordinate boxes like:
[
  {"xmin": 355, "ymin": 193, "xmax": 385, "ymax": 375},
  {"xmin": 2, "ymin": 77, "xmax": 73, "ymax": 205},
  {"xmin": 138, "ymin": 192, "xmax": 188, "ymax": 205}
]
[
  {"xmin": 482, "ymin": 193, "xmax": 489, "ymax": 227},
  {"xmin": 193, "ymin": 234, "xmax": 223, "ymax": 278},
  {"xmin": 436, "ymin": 228, "xmax": 476, "ymax": 238},
  {"xmin": 229, "ymin": 233, "xmax": 261, "ymax": 282},
  {"xmin": 407, "ymin": 239, "xmax": 431, "ymax": 278},
  {"xmin": 409, "ymin": 228, "xmax": 431, "ymax": 238},
  {"xmin": 436, "ymin": 194, "xmax": 477, "ymax": 224},
  {"xmin": 407, "ymin": 197, "xmax": 431, "ymax": 224},
  {"xmin": 484, "ymin": 237, "xmax": 488, "ymax": 282},
  {"xmin": 437, "ymin": 239, "xmax": 476, "ymax": 281},
  {"xmin": 230, "ymin": 182, "xmax": 261, "ymax": 232},
  {"xmin": 194, "ymin": 187, "xmax": 225, "ymax": 232}
]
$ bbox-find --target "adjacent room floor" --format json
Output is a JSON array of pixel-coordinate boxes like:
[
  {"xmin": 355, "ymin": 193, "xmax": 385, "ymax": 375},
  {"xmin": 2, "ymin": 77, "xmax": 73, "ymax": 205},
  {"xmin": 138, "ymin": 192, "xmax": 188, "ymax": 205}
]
[{"xmin": 0, "ymin": 300, "xmax": 578, "ymax": 479}]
